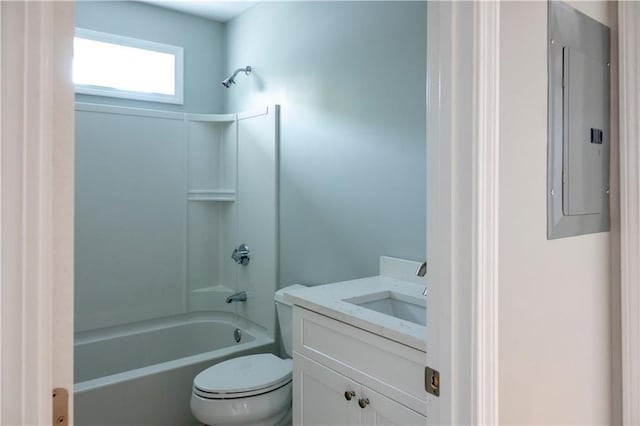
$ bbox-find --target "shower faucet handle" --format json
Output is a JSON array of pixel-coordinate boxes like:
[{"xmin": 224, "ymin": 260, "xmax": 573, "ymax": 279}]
[{"xmin": 232, "ymin": 244, "xmax": 251, "ymax": 265}]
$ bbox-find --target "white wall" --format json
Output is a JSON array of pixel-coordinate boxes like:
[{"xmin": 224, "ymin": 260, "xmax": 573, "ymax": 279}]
[
  {"xmin": 74, "ymin": 107, "xmax": 279, "ymax": 334},
  {"xmin": 499, "ymin": 2, "xmax": 620, "ymax": 423},
  {"xmin": 225, "ymin": 2, "xmax": 427, "ymax": 286},
  {"xmin": 74, "ymin": 110, "xmax": 188, "ymax": 331}
]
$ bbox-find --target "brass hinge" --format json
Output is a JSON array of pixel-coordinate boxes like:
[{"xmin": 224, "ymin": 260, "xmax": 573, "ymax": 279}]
[
  {"xmin": 52, "ymin": 388, "xmax": 68, "ymax": 426},
  {"xmin": 425, "ymin": 366, "xmax": 440, "ymax": 397}
]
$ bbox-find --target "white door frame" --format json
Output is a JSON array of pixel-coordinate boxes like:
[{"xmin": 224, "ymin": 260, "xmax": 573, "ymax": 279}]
[
  {"xmin": 0, "ymin": 1, "xmax": 75, "ymax": 424},
  {"xmin": 426, "ymin": 1, "xmax": 499, "ymax": 424},
  {"xmin": 470, "ymin": 2, "xmax": 500, "ymax": 424},
  {"xmin": 618, "ymin": 2, "xmax": 640, "ymax": 424}
]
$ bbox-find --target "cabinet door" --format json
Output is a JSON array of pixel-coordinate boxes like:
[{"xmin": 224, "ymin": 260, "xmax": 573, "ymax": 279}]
[
  {"xmin": 360, "ymin": 387, "xmax": 426, "ymax": 426},
  {"xmin": 293, "ymin": 353, "xmax": 361, "ymax": 426}
]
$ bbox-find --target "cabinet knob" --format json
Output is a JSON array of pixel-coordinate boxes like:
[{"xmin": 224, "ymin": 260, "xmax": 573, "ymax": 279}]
[
  {"xmin": 358, "ymin": 398, "xmax": 370, "ymax": 409},
  {"xmin": 344, "ymin": 390, "xmax": 356, "ymax": 401}
]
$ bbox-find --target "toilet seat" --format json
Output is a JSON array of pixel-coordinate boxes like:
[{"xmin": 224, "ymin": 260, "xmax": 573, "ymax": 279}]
[
  {"xmin": 193, "ymin": 378, "xmax": 291, "ymax": 400},
  {"xmin": 193, "ymin": 354, "xmax": 292, "ymax": 400}
]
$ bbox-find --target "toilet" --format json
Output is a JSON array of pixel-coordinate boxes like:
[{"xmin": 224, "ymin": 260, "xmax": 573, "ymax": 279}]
[{"xmin": 190, "ymin": 284, "xmax": 305, "ymax": 426}]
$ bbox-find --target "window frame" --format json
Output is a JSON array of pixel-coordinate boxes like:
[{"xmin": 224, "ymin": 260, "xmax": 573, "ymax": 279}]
[{"xmin": 74, "ymin": 28, "xmax": 185, "ymax": 105}]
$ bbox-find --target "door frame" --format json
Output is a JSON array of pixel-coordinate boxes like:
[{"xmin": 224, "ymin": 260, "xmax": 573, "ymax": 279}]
[
  {"xmin": 0, "ymin": 1, "xmax": 75, "ymax": 424},
  {"xmin": 470, "ymin": 2, "xmax": 500, "ymax": 424},
  {"xmin": 618, "ymin": 2, "xmax": 640, "ymax": 424},
  {"xmin": 426, "ymin": 1, "xmax": 499, "ymax": 424}
]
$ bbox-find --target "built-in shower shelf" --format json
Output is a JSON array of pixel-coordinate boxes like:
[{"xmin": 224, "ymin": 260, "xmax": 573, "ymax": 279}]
[
  {"xmin": 185, "ymin": 113, "xmax": 236, "ymax": 123},
  {"xmin": 188, "ymin": 190, "xmax": 236, "ymax": 202}
]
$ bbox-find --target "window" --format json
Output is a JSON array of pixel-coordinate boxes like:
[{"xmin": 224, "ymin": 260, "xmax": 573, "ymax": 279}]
[{"xmin": 73, "ymin": 29, "xmax": 184, "ymax": 104}]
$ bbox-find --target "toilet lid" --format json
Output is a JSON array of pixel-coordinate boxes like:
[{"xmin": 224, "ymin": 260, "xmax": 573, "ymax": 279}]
[{"xmin": 194, "ymin": 354, "xmax": 292, "ymax": 395}]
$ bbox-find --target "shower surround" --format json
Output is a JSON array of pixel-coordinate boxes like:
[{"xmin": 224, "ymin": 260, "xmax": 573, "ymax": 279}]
[{"xmin": 74, "ymin": 102, "xmax": 279, "ymax": 424}]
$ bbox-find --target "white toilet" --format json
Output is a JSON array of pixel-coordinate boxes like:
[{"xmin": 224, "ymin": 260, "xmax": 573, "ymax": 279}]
[{"xmin": 190, "ymin": 284, "xmax": 305, "ymax": 426}]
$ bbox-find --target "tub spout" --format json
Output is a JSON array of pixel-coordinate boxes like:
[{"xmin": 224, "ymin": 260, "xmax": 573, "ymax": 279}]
[{"xmin": 226, "ymin": 291, "xmax": 247, "ymax": 303}]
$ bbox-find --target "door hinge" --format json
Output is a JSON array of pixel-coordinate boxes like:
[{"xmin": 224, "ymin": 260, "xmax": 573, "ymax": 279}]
[
  {"xmin": 52, "ymin": 388, "xmax": 68, "ymax": 426},
  {"xmin": 425, "ymin": 366, "xmax": 440, "ymax": 397}
]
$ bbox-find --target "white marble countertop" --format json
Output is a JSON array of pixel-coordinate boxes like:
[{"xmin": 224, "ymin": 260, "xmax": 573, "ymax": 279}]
[{"xmin": 284, "ymin": 257, "xmax": 427, "ymax": 352}]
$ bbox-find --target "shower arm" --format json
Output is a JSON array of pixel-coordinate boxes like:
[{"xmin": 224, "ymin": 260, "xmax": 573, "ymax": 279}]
[
  {"xmin": 230, "ymin": 66, "xmax": 252, "ymax": 79},
  {"xmin": 222, "ymin": 65, "xmax": 252, "ymax": 88}
]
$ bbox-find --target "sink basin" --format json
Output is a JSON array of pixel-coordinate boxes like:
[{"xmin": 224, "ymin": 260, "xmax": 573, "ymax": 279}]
[{"xmin": 344, "ymin": 291, "xmax": 426, "ymax": 326}]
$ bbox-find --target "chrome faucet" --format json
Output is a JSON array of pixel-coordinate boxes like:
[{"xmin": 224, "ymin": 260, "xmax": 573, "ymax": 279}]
[
  {"xmin": 232, "ymin": 244, "xmax": 250, "ymax": 265},
  {"xmin": 226, "ymin": 291, "xmax": 247, "ymax": 303}
]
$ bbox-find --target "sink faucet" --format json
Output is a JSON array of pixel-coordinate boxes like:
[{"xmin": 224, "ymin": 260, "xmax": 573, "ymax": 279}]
[{"xmin": 226, "ymin": 291, "xmax": 247, "ymax": 303}]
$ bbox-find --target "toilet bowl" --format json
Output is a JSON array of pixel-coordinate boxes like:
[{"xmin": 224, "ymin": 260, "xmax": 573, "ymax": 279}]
[
  {"xmin": 190, "ymin": 284, "xmax": 305, "ymax": 426},
  {"xmin": 191, "ymin": 354, "xmax": 292, "ymax": 426}
]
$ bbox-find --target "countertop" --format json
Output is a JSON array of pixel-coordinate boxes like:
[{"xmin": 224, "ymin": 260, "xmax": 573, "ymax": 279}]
[{"xmin": 284, "ymin": 262, "xmax": 427, "ymax": 352}]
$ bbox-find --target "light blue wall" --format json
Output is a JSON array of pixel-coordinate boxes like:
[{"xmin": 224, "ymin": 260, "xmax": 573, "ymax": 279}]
[
  {"xmin": 75, "ymin": 1, "xmax": 226, "ymax": 113},
  {"xmin": 74, "ymin": 1, "xmax": 427, "ymax": 333},
  {"xmin": 225, "ymin": 2, "xmax": 427, "ymax": 286}
]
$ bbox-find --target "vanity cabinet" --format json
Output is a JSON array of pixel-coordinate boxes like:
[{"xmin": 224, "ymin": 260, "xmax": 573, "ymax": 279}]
[
  {"xmin": 294, "ymin": 354, "xmax": 425, "ymax": 425},
  {"xmin": 294, "ymin": 354, "xmax": 360, "ymax": 425},
  {"xmin": 292, "ymin": 307, "xmax": 427, "ymax": 426}
]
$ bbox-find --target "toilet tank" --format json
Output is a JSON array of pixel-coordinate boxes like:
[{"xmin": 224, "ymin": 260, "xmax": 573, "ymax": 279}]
[{"xmin": 274, "ymin": 284, "xmax": 307, "ymax": 357}]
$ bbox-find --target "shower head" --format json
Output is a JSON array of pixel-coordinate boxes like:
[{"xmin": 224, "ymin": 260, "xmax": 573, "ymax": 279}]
[{"xmin": 222, "ymin": 66, "xmax": 252, "ymax": 88}]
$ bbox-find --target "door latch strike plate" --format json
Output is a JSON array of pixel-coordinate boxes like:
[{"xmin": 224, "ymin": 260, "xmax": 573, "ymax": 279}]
[
  {"xmin": 425, "ymin": 366, "xmax": 440, "ymax": 397},
  {"xmin": 52, "ymin": 388, "xmax": 68, "ymax": 426}
]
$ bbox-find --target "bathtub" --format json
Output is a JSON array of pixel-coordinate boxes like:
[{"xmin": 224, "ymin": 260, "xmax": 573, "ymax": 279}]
[{"xmin": 74, "ymin": 313, "xmax": 275, "ymax": 426}]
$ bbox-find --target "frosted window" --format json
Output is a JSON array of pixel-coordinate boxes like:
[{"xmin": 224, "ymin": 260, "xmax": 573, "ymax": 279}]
[{"xmin": 73, "ymin": 29, "xmax": 184, "ymax": 104}]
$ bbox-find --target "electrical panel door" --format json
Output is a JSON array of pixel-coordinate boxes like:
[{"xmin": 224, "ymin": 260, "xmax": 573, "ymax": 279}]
[{"xmin": 547, "ymin": 1, "xmax": 610, "ymax": 239}]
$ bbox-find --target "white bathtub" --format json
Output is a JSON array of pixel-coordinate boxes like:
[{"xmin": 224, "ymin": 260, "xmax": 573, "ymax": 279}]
[{"xmin": 74, "ymin": 313, "xmax": 275, "ymax": 426}]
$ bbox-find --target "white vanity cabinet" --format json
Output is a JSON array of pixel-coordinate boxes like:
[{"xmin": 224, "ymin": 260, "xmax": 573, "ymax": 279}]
[
  {"xmin": 292, "ymin": 307, "xmax": 427, "ymax": 426},
  {"xmin": 294, "ymin": 354, "xmax": 425, "ymax": 425},
  {"xmin": 294, "ymin": 354, "xmax": 361, "ymax": 425}
]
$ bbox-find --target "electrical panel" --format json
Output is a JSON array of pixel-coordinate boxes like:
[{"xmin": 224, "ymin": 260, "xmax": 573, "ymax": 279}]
[{"xmin": 548, "ymin": 1, "xmax": 610, "ymax": 239}]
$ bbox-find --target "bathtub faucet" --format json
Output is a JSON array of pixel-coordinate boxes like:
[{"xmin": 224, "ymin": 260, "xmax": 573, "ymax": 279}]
[{"xmin": 226, "ymin": 291, "xmax": 247, "ymax": 303}]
